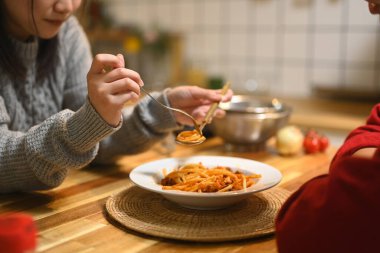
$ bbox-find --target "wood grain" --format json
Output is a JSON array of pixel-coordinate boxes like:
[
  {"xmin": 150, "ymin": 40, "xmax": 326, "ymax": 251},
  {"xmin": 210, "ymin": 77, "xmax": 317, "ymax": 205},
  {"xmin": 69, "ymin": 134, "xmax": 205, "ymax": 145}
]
[{"xmin": 0, "ymin": 137, "xmax": 335, "ymax": 253}]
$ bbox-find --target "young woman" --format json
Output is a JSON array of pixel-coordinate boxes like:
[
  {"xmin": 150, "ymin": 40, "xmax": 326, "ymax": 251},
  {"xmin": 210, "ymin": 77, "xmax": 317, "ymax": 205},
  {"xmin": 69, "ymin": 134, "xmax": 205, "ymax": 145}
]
[
  {"xmin": 275, "ymin": 1, "xmax": 380, "ymax": 252},
  {"xmin": 0, "ymin": 0, "xmax": 233, "ymax": 193}
]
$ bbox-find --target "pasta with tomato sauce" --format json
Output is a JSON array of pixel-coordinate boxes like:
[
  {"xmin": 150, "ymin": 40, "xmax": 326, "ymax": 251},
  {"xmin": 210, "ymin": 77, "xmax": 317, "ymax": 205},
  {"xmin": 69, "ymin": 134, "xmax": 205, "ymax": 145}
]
[{"xmin": 161, "ymin": 163, "xmax": 261, "ymax": 192}]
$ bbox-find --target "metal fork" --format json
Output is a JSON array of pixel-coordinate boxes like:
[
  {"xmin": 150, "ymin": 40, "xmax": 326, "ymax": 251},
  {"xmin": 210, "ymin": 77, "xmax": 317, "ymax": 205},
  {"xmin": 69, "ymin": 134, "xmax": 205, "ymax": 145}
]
[{"xmin": 140, "ymin": 86, "xmax": 202, "ymax": 135}]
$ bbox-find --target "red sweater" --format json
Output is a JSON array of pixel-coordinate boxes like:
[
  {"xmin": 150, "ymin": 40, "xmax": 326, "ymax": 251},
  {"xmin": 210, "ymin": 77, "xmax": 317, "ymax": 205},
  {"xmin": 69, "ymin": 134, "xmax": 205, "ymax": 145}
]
[{"xmin": 276, "ymin": 104, "xmax": 380, "ymax": 253}]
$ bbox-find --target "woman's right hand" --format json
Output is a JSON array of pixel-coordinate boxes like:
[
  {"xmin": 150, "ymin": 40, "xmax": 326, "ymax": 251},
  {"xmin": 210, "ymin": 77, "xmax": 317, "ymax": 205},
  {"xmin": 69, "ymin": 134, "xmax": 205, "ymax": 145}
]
[{"xmin": 87, "ymin": 54, "xmax": 143, "ymax": 126}]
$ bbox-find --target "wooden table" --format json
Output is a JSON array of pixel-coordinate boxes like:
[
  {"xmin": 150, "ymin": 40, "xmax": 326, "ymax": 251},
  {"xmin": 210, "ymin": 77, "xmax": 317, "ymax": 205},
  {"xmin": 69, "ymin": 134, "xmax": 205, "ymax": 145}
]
[{"xmin": 0, "ymin": 137, "xmax": 336, "ymax": 253}]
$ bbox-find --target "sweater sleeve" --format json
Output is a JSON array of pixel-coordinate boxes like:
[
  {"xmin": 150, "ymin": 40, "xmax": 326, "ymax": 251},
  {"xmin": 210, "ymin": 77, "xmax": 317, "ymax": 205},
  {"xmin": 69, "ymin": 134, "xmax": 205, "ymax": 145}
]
[
  {"xmin": 94, "ymin": 89, "xmax": 182, "ymax": 164},
  {"xmin": 0, "ymin": 98, "xmax": 119, "ymax": 193},
  {"xmin": 275, "ymin": 103, "xmax": 380, "ymax": 253}
]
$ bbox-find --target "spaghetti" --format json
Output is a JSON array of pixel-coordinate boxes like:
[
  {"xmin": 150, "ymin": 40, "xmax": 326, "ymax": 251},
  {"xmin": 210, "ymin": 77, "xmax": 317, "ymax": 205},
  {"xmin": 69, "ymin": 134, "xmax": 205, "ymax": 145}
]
[
  {"xmin": 176, "ymin": 130, "xmax": 206, "ymax": 144},
  {"xmin": 161, "ymin": 163, "xmax": 261, "ymax": 192}
]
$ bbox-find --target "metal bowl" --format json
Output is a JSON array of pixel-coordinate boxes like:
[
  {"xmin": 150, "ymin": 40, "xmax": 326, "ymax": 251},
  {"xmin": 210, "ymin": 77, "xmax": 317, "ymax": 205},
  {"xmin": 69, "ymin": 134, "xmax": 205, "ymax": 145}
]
[{"xmin": 211, "ymin": 95, "xmax": 292, "ymax": 151}]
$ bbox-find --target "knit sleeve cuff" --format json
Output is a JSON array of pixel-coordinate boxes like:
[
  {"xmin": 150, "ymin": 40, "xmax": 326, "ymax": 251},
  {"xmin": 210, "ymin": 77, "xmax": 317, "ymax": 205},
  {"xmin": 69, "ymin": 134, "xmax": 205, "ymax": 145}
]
[{"xmin": 66, "ymin": 98, "xmax": 121, "ymax": 152}]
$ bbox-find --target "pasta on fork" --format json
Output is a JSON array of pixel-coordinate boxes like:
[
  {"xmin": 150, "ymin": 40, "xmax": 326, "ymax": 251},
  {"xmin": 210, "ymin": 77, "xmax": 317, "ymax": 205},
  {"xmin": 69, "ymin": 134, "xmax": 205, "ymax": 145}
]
[{"xmin": 161, "ymin": 163, "xmax": 261, "ymax": 193}]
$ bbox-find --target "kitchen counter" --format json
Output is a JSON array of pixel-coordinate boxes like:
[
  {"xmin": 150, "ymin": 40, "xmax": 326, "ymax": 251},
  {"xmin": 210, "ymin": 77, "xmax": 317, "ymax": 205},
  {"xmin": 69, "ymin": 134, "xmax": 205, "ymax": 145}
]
[
  {"xmin": 281, "ymin": 96, "xmax": 374, "ymax": 132},
  {"xmin": 0, "ymin": 137, "xmax": 336, "ymax": 253},
  {"xmin": 263, "ymin": 96, "xmax": 376, "ymax": 147}
]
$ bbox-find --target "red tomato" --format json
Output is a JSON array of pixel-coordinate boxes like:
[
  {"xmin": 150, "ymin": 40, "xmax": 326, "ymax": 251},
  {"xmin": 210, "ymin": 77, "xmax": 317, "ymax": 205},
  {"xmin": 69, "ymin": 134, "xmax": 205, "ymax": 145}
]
[
  {"xmin": 305, "ymin": 129, "xmax": 318, "ymax": 138},
  {"xmin": 303, "ymin": 130, "xmax": 330, "ymax": 154},
  {"xmin": 319, "ymin": 135, "xmax": 329, "ymax": 152},
  {"xmin": 303, "ymin": 135, "xmax": 320, "ymax": 154}
]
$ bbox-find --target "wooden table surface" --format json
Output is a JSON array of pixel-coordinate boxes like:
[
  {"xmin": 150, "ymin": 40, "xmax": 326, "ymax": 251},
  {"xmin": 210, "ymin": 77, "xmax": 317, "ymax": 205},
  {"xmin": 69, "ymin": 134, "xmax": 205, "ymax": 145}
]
[{"xmin": 0, "ymin": 137, "xmax": 336, "ymax": 253}]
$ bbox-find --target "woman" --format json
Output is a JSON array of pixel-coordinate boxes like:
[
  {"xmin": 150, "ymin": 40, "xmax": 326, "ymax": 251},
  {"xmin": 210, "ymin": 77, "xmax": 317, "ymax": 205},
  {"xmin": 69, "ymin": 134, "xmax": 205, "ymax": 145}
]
[
  {"xmin": 0, "ymin": 0, "xmax": 233, "ymax": 193},
  {"xmin": 275, "ymin": 1, "xmax": 380, "ymax": 252}
]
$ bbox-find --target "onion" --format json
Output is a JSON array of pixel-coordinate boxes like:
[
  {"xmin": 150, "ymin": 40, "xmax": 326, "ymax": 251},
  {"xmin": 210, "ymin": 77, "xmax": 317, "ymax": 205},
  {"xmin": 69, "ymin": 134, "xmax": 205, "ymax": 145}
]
[{"xmin": 276, "ymin": 125, "xmax": 304, "ymax": 156}]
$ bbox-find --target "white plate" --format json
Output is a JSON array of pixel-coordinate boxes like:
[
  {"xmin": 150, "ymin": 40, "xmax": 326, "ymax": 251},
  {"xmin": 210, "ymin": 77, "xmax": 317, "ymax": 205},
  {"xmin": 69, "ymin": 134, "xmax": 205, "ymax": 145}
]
[{"xmin": 129, "ymin": 156, "xmax": 282, "ymax": 210}]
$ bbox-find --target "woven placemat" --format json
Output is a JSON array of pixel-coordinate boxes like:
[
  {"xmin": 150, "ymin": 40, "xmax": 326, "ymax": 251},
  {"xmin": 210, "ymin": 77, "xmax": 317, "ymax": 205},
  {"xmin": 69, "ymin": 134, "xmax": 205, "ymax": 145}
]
[{"xmin": 105, "ymin": 183, "xmax": 290, "ymax": 242}]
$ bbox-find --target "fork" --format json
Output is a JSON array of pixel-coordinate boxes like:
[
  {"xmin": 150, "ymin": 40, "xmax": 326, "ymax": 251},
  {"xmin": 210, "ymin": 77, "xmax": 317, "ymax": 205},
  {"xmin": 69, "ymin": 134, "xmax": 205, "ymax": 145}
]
[{"xmin": 140, "ymin": 86, "xmax": 202, "ymax": 135}]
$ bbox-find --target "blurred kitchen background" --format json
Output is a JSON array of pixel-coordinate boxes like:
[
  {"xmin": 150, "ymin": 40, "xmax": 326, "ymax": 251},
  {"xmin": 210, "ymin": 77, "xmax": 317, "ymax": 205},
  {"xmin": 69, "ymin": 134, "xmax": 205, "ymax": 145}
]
[
  {"xmin": 79, "ymin": 0, "xmax": 380, "ymax": 147},
  {"xmin": 80, "ymin": 0, "xmax": 380, "ymax": 99}
]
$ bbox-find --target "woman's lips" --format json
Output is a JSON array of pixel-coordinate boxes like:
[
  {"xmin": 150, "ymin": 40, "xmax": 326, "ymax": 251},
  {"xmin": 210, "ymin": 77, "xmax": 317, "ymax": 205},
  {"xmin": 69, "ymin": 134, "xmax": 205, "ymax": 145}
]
[{"xmin": 45, "ymin": 19, "xmax": 65, "ymax": 26}]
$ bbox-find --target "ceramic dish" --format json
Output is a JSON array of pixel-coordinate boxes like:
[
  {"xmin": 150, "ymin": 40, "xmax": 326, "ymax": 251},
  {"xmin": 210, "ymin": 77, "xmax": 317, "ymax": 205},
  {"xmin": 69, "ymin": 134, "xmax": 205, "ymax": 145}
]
[{"xmin": 129, "ymin": 156, "xmax": 282, "ymax": 210}]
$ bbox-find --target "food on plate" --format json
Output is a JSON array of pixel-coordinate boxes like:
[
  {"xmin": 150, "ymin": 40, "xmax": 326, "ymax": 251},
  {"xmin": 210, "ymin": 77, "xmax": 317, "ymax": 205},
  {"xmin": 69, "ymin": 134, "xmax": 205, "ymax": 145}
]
[
  {"xmin": 176, "ymin": 130, "xmax": 206, "ymax": 144},
  {"xmin": 161, "ymin": 163, "xmax": 261, "ymax": 192},
  {"xmin": 303, "ymin": 129, "xmax": 329, "ymax": 154},
  {"xmin": 276, "ymin": 125, "xmax": 304, "ymax": 156}
]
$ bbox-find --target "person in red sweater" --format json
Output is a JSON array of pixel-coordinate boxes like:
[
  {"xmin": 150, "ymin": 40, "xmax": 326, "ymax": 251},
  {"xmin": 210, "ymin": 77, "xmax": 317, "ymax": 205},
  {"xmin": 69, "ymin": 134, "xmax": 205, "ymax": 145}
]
[
  {"xmin": 276, "ymin": 104, "xmax": 380, "ymax": 252},
  {"xmin": 275, "ymin": 2, "xmax": 380, "ymax": 252}
]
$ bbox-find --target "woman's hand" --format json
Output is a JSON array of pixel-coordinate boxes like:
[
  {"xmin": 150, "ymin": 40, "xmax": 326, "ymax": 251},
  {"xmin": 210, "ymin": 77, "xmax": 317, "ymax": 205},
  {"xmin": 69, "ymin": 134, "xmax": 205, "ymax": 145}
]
[
  {"xmin": 87, "ymin": 54, "xmax": 143, "ymax": 126},
  {"xmin": 366, "ymin": 0, "xmax": 380, "ymax": 14},
  {"xmin": 166, "ymin": 86, "xmax": 233, "ymax": 126}
]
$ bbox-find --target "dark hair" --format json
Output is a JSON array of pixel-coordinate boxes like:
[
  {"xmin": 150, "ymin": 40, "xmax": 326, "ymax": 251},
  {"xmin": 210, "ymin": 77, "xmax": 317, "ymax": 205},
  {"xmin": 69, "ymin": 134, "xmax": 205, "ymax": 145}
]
[{"xmin": 0, "ymin": 0, "xmax": 58, "ymax": 82}]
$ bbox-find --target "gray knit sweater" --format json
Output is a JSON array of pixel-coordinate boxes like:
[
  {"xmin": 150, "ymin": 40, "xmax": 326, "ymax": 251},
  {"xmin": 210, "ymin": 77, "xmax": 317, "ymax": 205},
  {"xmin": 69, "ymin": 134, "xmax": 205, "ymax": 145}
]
[{"xmin": 0, "ymin": 17, "xmax": 180, "ymax": 193}]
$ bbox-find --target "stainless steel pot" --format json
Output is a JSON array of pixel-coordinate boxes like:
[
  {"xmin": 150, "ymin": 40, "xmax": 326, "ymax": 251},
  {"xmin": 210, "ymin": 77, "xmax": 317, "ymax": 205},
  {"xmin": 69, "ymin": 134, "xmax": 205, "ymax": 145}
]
[{"xmin": 211, "ymin": 95, "xmax": 292, "ymax": 150}]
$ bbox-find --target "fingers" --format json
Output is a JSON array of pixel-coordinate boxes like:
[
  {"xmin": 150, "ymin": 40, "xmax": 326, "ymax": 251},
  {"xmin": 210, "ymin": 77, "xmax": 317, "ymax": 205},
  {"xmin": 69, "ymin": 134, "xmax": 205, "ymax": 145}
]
[
  {"xmin": 191, "ymin": 87, "xmax": 224, "ymax": 102},
  {"xmin": 108, "ymin": 77, "xmax": 141, "ymax": 96},
  {"xmin": 89, "ymin": 53, "xmax": 144, "ymax": 87},
  {"xmin": 190, "ymin": 86, "xmax": 233, "ymax": 104},
  {"xmin": 219, "ymin": 89, "xmax": 234, "ymax": 102},
  {"xmin": 88, "ymin": 53, "xmax": 143, "ymax": 97},
  {"xmin": 88, "ymin": 54, "xmax": 124, "ymax": 74},
  {"xmin": 213, "ymin": 109, "xmax": 227, "ymax": 119},
  {"xmin": 103, "ymin": 67, "xmax": 143, "ymax": 86},
  {"xmin": 117, "ymin": 54, "xmax": 125, "ymax": 68},
  {"xmin": 169, "ymin": 86, "xmax": 234, "ymax": 126},
  {"xmin": 87, "ymin": 53, "xmax": 145, "ymax": 126},
  {"xmin": 192, "ymin": 106, "xmax": 226, "ymax": 120},
  {"xmin": 113, "ymin": 91, "xmax": 140, "ymax": 105}
]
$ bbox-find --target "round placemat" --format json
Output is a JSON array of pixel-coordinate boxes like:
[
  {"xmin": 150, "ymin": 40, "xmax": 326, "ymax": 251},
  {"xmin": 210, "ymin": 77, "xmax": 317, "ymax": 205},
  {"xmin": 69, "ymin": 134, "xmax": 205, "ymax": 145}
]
[{"xmin": 105, "ymin": 183, "xmax": 290, "ymax": 242}]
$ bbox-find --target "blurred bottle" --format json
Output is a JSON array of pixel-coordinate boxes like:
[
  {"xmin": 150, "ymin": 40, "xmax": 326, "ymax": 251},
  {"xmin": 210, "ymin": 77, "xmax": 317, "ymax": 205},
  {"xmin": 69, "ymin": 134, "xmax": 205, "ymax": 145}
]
[{"xmin": 208, "ymin": 76, "xmax": 224, "ymax": 90}]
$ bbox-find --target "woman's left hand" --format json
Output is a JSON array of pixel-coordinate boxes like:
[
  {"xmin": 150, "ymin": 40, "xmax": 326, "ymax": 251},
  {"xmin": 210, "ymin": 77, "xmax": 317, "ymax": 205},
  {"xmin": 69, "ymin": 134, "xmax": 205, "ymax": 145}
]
[{"xmin": 166, "ymin": 86, "xmax": 233, "ymax": 126}]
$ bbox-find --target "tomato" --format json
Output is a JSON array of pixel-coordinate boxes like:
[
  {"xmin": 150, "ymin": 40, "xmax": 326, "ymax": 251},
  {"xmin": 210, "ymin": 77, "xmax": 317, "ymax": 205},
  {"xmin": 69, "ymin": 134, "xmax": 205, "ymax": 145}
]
[
  {"xmin": 319, "ymin": 135, "xmax": 329, "ymax": 152},
  {"xmin": 303, "ymin": 135, "xmax": 320, "ymax": 154},
  {"xmin": 305, "ymin": 129, "xmax": 318, "ymax": 138},
  {"xmin": 303, "ymin": 130, "xmax": 330, "ymax": 154}
]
